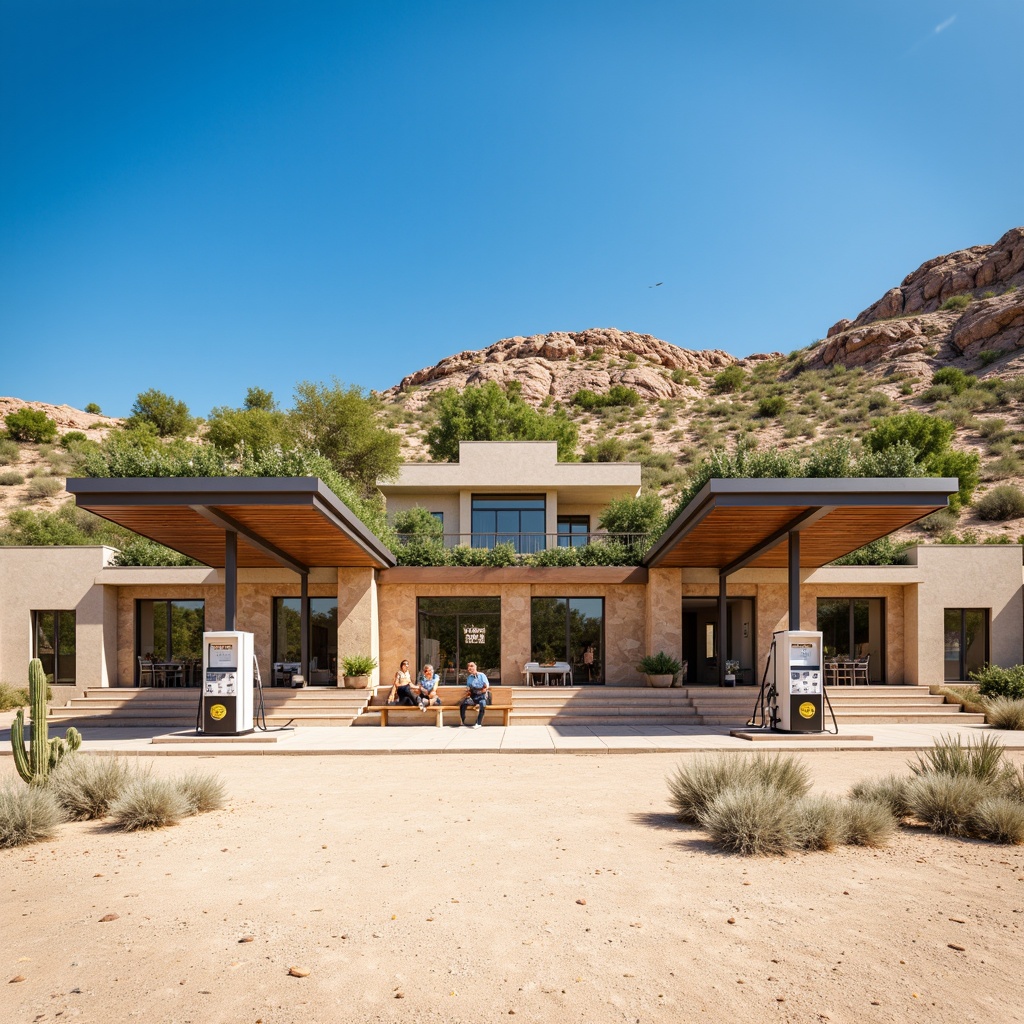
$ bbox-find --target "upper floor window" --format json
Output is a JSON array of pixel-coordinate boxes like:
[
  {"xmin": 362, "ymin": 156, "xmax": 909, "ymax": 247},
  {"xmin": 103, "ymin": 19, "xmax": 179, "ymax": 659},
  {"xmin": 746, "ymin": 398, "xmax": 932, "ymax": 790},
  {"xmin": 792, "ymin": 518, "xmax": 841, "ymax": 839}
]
[
  {"xmin": 471, "ymin": 494, "xmax": 546, "ymax": 554},
  {"xmin": 557, "ymin": 515, "xmax": 589, "ymax": 548},
  {"xmin": 33, "ymin": 610, "xmax": 76, "ymax": 684}
]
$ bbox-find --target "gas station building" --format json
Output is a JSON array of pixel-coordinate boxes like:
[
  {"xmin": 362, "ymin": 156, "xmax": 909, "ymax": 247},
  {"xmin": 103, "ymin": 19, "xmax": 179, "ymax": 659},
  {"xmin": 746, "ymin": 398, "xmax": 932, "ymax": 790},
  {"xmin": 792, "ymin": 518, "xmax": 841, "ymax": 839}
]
[{"xmin": 1, "ymin": 443, "xmax": 1022, "ymax": 709}]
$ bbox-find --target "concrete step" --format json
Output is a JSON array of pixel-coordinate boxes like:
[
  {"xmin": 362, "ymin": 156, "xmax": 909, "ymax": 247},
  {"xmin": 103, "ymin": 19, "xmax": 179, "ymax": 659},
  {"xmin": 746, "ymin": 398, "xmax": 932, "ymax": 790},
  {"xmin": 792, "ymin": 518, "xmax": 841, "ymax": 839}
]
[
  {"xmin": 510, "ymin": 715, "xmax": 703, "ymax": 727},
  {"xmin": 699, "ymin": 712, "xmax": 987, "ymax": 726}
]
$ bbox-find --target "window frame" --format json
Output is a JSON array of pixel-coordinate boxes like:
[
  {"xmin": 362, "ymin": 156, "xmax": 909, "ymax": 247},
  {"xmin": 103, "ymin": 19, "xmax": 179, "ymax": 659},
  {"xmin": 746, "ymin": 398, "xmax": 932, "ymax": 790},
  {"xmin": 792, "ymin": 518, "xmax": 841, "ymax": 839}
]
[
  {"xmin": 32, "ymin": 609, "xmax": 77, "ymax": 684},
  {"xmin": 471, "ymin": 493, "xmax": 546, "ymax": 553},
  {"xmin": 556, "ymin": 515, "xmax": 590, "ymax": 548},
  {"xmin": 530, "ymin": 596, "xmax": 605, "ymax": 684}
]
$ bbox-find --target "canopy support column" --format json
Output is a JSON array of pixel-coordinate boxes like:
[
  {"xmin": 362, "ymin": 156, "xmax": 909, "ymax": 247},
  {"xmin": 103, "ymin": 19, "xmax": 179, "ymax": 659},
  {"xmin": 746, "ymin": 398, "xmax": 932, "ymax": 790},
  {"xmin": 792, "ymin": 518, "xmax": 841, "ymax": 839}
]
[
  {"xmin": 718, "ymin": 572, "xmax": 728, "ymax": 686},
  {"xmin": 225, "ymin": 530, "xmax": 237, "ymax": 631},
  {"xmin": 300, "ymin": 571, "xmax": 310, "ymax": 685},
  {"xmin": 788, "ymin": 529, "xmax": 800, "ymax": 630}
]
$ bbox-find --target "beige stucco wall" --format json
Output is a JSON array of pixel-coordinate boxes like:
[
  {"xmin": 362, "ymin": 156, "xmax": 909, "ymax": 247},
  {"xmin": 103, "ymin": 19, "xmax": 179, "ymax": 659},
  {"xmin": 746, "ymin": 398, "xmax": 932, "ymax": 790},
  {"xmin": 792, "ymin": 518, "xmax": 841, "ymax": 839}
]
[
  {"xmin": 903, "ymin": 545, "xmax": 1024, "ymax": 682},
  {"xmin": 0, "ymin": 546, "xmax": 118, "ymax": 699},
  {"xmin": 338, "ymin": 568, "xmax": 380, "ymax": 686},
  {"xmin": 377, "ymin": 578, "xmax": 647, "ymax": 685}
]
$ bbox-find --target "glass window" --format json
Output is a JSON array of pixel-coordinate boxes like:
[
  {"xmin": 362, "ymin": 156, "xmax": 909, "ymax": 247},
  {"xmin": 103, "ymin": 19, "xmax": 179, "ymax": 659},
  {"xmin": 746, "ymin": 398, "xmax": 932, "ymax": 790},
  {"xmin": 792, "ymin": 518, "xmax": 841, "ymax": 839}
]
[
  {"xmin": 33, "ymin": 610, "xmax": 76, "ymax": 684},
  {"xmin": 816, "ymin": 598, "xmax": 885, "ymax": 682},
  {"xmin": 135, "ymin": 600, "xmax": 205, "ymax": 684},
  {"xmin": 557, "ymin": 516, "xmax": 589, "ymax": 548},
  {"xmin": 530, "ymin": 597, "xmax": 604, "ymax": 684},
  {"xmin": 418, "ymin": 597, "xmax": 501, "ymax": 684},
  {"xmin": 944, "ymin": 608, "xmax": 989, "ymax": 681},
  {"xmin": 471, "ymin": 495, "xmax": 546, "ymax": 554},
  {"xmin": 272, "ymin": 597, "xmax": 339, "ymax": 685}
]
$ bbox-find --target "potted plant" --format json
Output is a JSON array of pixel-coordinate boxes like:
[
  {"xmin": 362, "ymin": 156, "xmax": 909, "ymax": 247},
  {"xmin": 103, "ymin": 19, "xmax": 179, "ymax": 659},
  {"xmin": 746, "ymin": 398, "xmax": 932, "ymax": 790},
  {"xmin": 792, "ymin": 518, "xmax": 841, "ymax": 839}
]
[
  {"xmin": 341, "ymin": 654, "xmax": 377, "ymax": 689},
  {"xmin": 638, "ymin": 652, "xmax": 682, "ymax": 688},
  {"xmin": 724, "ymin": 659, "xmax": 740, "ymax": 687}
]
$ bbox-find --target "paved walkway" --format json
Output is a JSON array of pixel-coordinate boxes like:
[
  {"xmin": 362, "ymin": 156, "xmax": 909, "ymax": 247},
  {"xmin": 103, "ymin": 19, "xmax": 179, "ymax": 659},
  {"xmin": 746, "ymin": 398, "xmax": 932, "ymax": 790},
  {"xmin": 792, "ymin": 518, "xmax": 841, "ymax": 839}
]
[{"xmin": 3, "ymin": 715, "xmax": 1024, "ymax": 756}]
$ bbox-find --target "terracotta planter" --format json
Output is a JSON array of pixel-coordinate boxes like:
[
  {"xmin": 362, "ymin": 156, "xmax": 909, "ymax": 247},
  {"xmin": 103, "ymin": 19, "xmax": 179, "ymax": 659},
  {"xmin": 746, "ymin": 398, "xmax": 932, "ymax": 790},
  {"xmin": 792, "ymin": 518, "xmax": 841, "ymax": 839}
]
[
  {"xmin": 646, "ymin": 673, "xmax": 674, "ymax": 688},
  {"xmin": 343, "ymin": 675, "xmax": 371, "ymax": 689}
]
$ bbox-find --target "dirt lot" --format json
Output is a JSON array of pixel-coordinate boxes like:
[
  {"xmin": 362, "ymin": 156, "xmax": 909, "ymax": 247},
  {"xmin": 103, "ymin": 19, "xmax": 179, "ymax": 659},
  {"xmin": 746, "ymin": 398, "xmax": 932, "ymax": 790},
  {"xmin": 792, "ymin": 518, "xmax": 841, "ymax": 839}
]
[{"xmin": 3, "ymin": 750, "xmax": 1024, "ymax": 1024}]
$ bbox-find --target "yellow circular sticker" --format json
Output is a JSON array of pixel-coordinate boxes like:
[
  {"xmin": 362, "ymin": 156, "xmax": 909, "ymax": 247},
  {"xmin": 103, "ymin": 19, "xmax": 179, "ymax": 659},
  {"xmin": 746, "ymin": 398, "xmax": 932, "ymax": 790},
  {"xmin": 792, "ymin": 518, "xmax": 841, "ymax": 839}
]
[
  {"xmin": 798, "ymin": 701, "xmax": 816, "ymax": 719},
  {"xmin": 210, "ymin": 704, "xmax": 227, "ymax": 721}
]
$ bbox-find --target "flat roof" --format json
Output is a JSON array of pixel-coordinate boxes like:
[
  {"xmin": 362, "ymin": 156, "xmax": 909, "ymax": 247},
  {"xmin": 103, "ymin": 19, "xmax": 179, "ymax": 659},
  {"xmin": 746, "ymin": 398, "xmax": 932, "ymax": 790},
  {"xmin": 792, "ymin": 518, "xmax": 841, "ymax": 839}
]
[
  {"xmin": 66, "ymin": 477, "xmax": 396, "ymax": 571},
  {"xmin": 643, "ymin": 478, "xmax": 958, "ymax": 570}
]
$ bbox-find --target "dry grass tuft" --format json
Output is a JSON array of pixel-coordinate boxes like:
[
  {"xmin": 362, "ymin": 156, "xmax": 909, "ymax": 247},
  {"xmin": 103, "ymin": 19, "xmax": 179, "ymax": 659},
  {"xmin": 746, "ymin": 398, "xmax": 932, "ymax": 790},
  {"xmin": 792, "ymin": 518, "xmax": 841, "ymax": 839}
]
[
  {"xmin": 843, "ymin": 799, "xmax": 897, "ymax": 847},
  {"xmin": 971, "ymin": 796, "xmax": 1024, "ymax": 844},
  {"xmin": 906, "ymin": 774, "xmax": 991, "ymax": 836},
  {"xmin": 848, "ymin": 773, "xmax": 912, "ymax": 818},
  {"xmin": 48, "ymin": 755, "xmax": 131, "ymax": 820},
  {"xmin": 792, "ymin": 795, "xmax": 848, "ymax": 851},
  {"xmin": 109, "ymin": 774, "xmax": 191, "ymax": 831},
  {"xmin": 984, "ymin": 697, "xmax": 1024, "ymax": 731},
  {"xmin": 177, "ymin": 770, "xmax": 227, "ymax": 814},
  {"xmin": 0, "ymin": 782, "xmax": 65, "ymax": 848},
  {"xmin": 697, "ymin": 783, "xmax": 800, "ymax": 856}
]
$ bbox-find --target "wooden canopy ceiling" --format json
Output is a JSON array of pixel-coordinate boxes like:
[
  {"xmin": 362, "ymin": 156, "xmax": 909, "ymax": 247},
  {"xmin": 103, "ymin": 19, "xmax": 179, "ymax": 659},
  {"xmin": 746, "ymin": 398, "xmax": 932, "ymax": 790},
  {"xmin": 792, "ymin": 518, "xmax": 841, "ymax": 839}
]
[
  {"xmin": 66, "ymin": 478, "xmax": 396, "ymax": 571},
  {"xmin": 643, "ymin": 478, "xmax": 958, "ymax": 571}
]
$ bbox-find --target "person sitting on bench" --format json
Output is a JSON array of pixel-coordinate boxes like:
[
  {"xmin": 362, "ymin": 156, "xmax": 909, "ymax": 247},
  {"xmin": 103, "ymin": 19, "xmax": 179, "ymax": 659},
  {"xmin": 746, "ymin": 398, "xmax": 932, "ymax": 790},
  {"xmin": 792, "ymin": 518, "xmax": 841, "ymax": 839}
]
[
  {"xmin": 459, "ymin": 662, "xmax": 489, "ymax": 728},
  {"xmin": 417, "ymin": 663, "xmax": 441, "ymax": 711},
  {"xmin": 389, "ymin": 660, "xmax": 419, "ymax": 705}
]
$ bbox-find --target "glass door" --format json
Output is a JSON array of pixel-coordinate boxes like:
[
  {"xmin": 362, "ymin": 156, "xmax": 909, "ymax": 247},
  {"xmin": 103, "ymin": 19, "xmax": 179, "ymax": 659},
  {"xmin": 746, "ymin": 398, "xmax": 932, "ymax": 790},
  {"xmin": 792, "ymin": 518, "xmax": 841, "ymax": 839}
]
[
  {"xmin": 417, "ymin": 597, "xmax": 502, "ymax": 684},
  {"xmin": 943, "ymin": 608, "xmax": 988, "ymax": 681}
]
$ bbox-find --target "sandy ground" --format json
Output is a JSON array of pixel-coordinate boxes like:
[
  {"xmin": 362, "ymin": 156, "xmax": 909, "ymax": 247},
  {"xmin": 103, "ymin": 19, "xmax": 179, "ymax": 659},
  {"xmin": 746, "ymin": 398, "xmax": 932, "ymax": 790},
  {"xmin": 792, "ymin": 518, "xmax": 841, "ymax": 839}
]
[{"xmin": 3, "ymin": 750, "xmax": 1024, "ymax": 1024}]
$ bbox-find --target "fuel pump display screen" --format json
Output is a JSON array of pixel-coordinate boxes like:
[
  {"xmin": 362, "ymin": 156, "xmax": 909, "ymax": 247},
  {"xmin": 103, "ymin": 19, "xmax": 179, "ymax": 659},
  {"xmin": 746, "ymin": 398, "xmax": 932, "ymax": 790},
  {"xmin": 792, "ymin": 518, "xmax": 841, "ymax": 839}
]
[
  {"xmin": 208, "ymin": 643, "xmax": 237, "ymax": 670},
  {"xmin": 789, "ymin": 643, "xmax": 817, "ymax": 666}
]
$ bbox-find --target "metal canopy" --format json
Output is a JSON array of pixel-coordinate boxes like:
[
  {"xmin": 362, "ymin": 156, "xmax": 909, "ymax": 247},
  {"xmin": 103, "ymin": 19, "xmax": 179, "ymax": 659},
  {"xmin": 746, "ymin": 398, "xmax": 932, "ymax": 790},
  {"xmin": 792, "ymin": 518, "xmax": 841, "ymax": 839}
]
[
  {"xmin": 643, "ymin": 478, "xmax": 958, "ymax": 571},
  {"xmin": 643, "ymin": 477, "xmax": 958, "ymax": 685},
  {"xmin": 67, "ymin": 477, "xmax": 396, "ymax": 571}
]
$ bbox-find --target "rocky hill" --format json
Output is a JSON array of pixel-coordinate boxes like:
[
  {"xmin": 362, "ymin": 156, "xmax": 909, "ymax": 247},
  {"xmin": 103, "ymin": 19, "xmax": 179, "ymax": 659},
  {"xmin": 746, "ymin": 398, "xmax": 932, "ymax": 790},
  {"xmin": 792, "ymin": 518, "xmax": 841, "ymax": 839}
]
[{"xmin": 4, "ymin": 227, "xmax": 1024, "ymax": 543}]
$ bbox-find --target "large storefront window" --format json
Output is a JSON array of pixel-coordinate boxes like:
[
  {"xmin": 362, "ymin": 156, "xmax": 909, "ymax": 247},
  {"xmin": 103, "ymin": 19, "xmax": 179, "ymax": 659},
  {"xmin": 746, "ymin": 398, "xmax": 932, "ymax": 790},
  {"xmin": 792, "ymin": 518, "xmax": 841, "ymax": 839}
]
[
  {"xmin": 817, "ymin": 598, "xmax": 885, "ymax": 683},
  {"xmin": 417, "ymin": 597, "xmax": 501, "ymax": 684},
  {"xmin": 944, "ymin": 608, "xmax": 988, "ymax": 681},
  {"xmin": 33, "ymin": 610, "xmax": 76, "ymax": 684},
  {"xmin": 530, "ymin": 597, "xmax": 604, "ymax": 684},
  {"xmin": 136, "ymin": 600, "xmax": 205, "ymax": 685},
  {"xmin": 471, "ymin": 495, "xmax": 545, "ymax": 554},
  {"xmin": 272, "ymin": 597, "xmax": 338, "ymax": 685}
]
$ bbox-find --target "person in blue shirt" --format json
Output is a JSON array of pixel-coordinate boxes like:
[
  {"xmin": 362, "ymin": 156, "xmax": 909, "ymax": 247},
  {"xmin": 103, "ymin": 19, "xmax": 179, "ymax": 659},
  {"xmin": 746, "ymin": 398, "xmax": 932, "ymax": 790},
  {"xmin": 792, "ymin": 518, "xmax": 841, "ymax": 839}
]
[
  {"xmin": 417, "ymin": 663, "xmax": 441, "ymax": 711},
  {"xmin": 459, "ymin": 662, "xmax": 489, "ymax": 728}
]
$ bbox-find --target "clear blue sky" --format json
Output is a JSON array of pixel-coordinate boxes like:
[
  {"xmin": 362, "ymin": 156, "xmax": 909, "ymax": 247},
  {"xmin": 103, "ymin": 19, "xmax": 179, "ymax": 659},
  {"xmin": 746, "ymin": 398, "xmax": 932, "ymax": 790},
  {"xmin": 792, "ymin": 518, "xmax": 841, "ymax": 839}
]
[{"xmin": 2, "ymin": 0, "xmax": 1022, "ymax": 418}]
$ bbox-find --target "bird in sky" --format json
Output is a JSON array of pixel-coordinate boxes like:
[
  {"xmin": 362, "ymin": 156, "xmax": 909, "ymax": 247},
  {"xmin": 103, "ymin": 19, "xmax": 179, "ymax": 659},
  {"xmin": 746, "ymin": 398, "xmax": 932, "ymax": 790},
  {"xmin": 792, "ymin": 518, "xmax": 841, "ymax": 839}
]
[{"xmin": 648, "ymin": 282, "xmax": 663, "ymax": 288}]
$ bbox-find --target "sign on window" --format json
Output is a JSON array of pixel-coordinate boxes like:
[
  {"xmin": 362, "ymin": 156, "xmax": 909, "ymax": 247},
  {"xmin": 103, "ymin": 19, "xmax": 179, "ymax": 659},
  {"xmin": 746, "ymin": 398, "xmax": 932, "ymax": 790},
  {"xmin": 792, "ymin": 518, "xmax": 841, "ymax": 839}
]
[{"xmin": 462, "ymin": 624, "xmax": 487, "ymax": 645}]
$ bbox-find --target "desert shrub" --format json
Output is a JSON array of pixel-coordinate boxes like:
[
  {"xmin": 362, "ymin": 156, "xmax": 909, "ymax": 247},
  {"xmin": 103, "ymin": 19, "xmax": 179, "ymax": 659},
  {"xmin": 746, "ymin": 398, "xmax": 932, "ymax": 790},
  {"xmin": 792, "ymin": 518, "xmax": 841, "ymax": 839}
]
[
  {"xmin": 849, "ymin": 773, "xmax": 912, "ymax": 818},
  {"xmin": 109, "ymin": 773, "xmax": 191, "ymax": 831},
  {"xmin": 0, "ymin": 438, "xmax": 19, "ymax": 465},
  {"xmin": 749, "ymin": 752, "xmax": 811, "ymax": 797},
  {"xmin": 909, "ymin": 733, "xmax": 1009, "ymax": 784},
  {"xmin": 971, "ymin": 664, "xmax": 1024, "ymax": 701},
  {"xmin": 829, "ymin": 537, "xmax": 910, "ymax": 566},
  {"xmin": 126, "ymin": 389, "xmax": 194, "ymax": 437},
  {"xmin": 177, "ymin": 770, "xmax": 227, "ymax": 813},
  {"xmin": 667, "ymin": 755, "xmax": 752, "ymax": 823},
  {"xmin": 48, "ymin": 755, "xmax": 131, "ymax": 820},
  {"xmin": 984, "ymin": 696, "xmax": 1024, "ymax": 731},
  {"xmin": 843, "ymin": 799, "xmax": 898, "ymax": 847},
  {"xmin": 26, "ymin": 476, "xmax": 63, "ymax": 499},
  {"xmin": 931, "ymin": 367, "xmax": 977, "ymax": 395},
  {"xmin": 0, "ymin": 783, "xmax": 65, "ymax": 848},
  {"xmin": 4, "ymin": 408, "xmax": 58, "ymax": 443},
  {"xmin": 792, "ymin": 795, "xmax": 849, "ymax": 851},
  {"xmin": 940, "ymin": 294, "xmax": 972, "ymax": 311},
  {"xmin": 0, "ymin": 682, "xmax": 30, "ymax": 710},
  {"xmin": 582, "ymin": 437, "xmax": 628, "ymax": 462},
  {"xmin": 971, "ymin": 797, "xmax": 1024, "ymax": 844},
  {"xmin": 698, "ymin": 783, "xmax": 800, "ymax": 856},
  {"xmin": 917, "ymin": 508, "xmax": 958, "ymax": 533},
  {"xmin": 906, "ymin": 774, "xmax": 991, "ymax": 836},
  {"xmin": 978, "ymin": 350, "xmax": 1001, "ymax": 367},
  {"xmin": 713, "ymin": 366, "xmax": 746, "ymax": 393},
  {"xmin": 0, "ymin": 470, "xmax": 24, "ymax": 485},
  {"xmin": 757, "ymin": 395, "xmax": 787, "ymax": 418},
  {"xmin": 59, "ymin": 431, "xmax": 88, "ymax": 450},
  {"xmin": 84, "ymin": 402, "xmax": 102, "ymax": 415},
  {"xmin": 975, "ymin": 485, "xmax": 1024, "ymax": 521}
]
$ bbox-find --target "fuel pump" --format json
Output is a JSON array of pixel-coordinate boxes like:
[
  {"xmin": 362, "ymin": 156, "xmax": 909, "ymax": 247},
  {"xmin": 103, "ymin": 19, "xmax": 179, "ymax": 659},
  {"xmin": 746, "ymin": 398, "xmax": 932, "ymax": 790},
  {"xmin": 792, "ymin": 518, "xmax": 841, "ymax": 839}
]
[
  {"xmin": 199, "ymin": 631, "xmax": 254, "ymax": 736},
  {"xmin": 772, "ymin": 629, "xmax": 825, "ymax": 733}
]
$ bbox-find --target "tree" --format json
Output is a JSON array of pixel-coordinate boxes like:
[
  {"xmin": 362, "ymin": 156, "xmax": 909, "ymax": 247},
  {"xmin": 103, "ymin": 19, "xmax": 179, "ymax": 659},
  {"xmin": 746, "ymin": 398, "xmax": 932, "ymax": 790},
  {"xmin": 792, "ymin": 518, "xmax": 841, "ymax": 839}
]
[
  {"xmin": 206, "ymin": 389, "xmax": 286, "ymax": 456},
  {"xmin": 424, "ymin": 381, "xmax": 578, "ymax": 462},
  {"xmin": 4, "ymin": 409, "xmax": 58, "ymax": 443},
  {"xmin": 126, "ymin": 389, "xmax": 194, "ymax": 437},
  {"xmin": 287, "ymin": 379, "xmax": 401, "ymax": 495},
  {"xmin": 598, "ymin": 494, "xmax": 666, "ymax": 537}
]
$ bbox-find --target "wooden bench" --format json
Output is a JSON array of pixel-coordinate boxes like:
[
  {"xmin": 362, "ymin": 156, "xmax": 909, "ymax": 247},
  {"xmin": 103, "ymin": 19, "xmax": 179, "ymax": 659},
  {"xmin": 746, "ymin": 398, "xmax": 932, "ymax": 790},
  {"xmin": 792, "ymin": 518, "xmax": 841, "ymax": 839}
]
[{"xmin": 367, "ymin": 686, "xmax": 513, "ymax": 727}]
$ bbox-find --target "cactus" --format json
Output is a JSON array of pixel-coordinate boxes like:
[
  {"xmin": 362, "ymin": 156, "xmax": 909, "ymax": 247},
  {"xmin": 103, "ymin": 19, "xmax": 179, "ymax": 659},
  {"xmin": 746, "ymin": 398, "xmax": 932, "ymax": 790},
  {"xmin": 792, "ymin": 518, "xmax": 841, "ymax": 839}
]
[{"xmin": 11, "ymin": 658, "xmax": 81, "ymax": 784}]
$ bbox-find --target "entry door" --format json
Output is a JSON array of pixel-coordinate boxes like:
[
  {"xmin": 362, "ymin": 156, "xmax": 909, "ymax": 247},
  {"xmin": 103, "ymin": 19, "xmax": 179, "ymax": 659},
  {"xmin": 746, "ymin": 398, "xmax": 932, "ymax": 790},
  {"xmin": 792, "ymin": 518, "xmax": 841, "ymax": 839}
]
[{"xmin": 943, "ymin": 609, "xmax": 988, "ymax": 681}]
